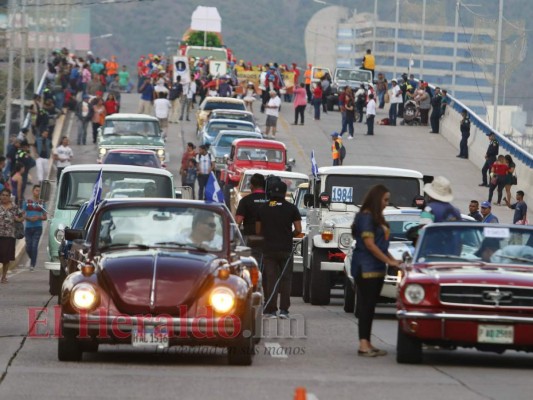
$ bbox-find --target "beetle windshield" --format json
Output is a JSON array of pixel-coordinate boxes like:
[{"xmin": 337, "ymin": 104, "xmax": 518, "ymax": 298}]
[
  {"xmin": 416, "ymin": 225, "xmax": 533, "ymax": 266},
  {"xmin": 97, "ymin": 206, "xmax": 225, "ymax": 252}
]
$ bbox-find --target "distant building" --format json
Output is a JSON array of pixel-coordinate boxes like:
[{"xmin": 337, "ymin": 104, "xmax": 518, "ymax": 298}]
[{"xmin": 305, "ymin": 5, "xmax": 524, "ymax": 117}]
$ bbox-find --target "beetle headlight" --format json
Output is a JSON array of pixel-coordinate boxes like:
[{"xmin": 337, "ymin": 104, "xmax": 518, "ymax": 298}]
[
  {"xmin": 54, "ymin": 228, "xmax": 65, "ymax": 243},
  {"xmin": 157, "ymin": 149, "xmax": 165, "ymax": 157},
  {"xmin": 404, "ymin": 284, "xmax": 425, "ymax": 305},
  {"xmin": 98, "ymin": 147, "xmax": 107, "ymax": 156},
  {"xmin": 71, "ymin": 283, "xmax": 98, "ymax": 311},
  {"xmin": 339, "ymin": 233, "xmax": 353, "ymax": 248},
  {"xmin": 209, "ymin": 287, "xmax": 235, "ymax": 314}
]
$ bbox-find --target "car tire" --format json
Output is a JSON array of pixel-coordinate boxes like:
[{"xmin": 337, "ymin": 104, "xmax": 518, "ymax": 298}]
[
  {"xmin": 57, "ymin": 267, "xmax": 67, "ymax": 305},
  {"xmin": 291, "ymin": 272, "xmax": 303, "ymax": 297},
  {"xmin": 309, "ymin": 249, "xmax": 331, "ymax": 306},
  {"xmin": 49, "ymin": 271, "xmax": 61, "ymax": 296},
  {"xmin": 58, "ymin": 324, "xmax": 83, "ymax": 362},
  {"xmin": 343, "ymin": 276, "xmax": 356, "ymax": 313},
  {"xmin": 396, "ymin": 322, "xmax": 423, "ymax": 364},
  {"xmin": 227, "ymin": 299, "xmax": 255, "ymax": 366}
]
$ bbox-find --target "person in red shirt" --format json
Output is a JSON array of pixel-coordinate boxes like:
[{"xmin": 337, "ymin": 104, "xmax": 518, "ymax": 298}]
[
  {"xmin": 488, "ymin": 155, "xmax": 509, "ymax": 205},
  {"xmin": 312, "ymin": 83, "xmax": 323, "ymax": 120},
  {"xmin": 104, "ymin": 94, "xmax": 119, "ymax": 116}
]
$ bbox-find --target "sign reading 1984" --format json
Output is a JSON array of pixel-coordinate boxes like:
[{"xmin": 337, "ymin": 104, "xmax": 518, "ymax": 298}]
[{"xmin": 331, "ymin": 186, "xmax": 353, "ymax": 203}]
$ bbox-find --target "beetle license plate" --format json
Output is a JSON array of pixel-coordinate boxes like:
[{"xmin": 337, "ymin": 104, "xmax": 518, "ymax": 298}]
[
  {"xmin": 477, "ymin": 324, "xmax": 514, "ymax": 344},
  {"xmin": 132, "ymin": 327, "xmax": 169, "ymax": 348}
]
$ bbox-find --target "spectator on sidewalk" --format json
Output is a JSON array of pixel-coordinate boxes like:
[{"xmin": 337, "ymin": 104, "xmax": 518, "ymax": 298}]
[
  {"xmin": 366, "ymin": 93, "xmax": 376, "ymax": 136},
  {"xmin": 23, "ymin": 185, "xmax": 47, "ymax": 271},
  {"xmin": 468, "ymin": 200, "xmax": 483, "ymax": 222},
  {"xmin": 0, "ymin": 188, "xmax": 25, "ymax": 284},
  {"xmin": 480, "ymin": 201, "xmax": 499, "ymax": 223},
  {"xmin": 505, "ymin": 190, "xmax": 528, "ymax": 224},
  {"xmin": 35, "ymin": 130, "xmax": 52, "ymax": 184},
  {"xmin": 457, "ymin": 110, "xmax": 471, "ymax": 159},
  {"xmin": 479, "ymin": 132, "xmax": 499, "ymax": 187},
  {"xmin": 292, "ymin": 83, "xmax": 307, "ymax": 125},
  {"xmin": 389, "ymin": 79, "xmax": 402, "ymax": 126},
  {"xmin": 53, "ymin": 136, "xmax": 73, "ymax": 183}
]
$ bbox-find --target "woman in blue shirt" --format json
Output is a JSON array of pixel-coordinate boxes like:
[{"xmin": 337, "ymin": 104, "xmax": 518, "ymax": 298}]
[{"xmin": 351, "ymin": 184, "xmax": 400, "ymax": 357}]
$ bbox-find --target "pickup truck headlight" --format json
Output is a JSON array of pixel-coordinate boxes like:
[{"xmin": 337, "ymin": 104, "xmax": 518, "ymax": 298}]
[
  {"xmin": 339, "ymin": 233, "xmax": 352, "ymax": 248},
  {"xmin": 404, "ymin": 284, "xmax": 425, "ymax": 305},
  {"xmin": 98, "ymin": 147, "xmax": 107, "ymax": 156}
]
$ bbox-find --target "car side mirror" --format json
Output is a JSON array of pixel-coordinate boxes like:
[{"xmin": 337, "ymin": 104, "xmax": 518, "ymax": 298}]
[
  {"xmin": 65, "ymin": 228, "xmax": 84, "ymax": 241},
  {"xmin": 319, "ymin": 192, "xmax": 330, "ymax": 206},
  {"xmin": 423, "ymin": 175, "xmax": 434, "ymax": 184},
  {"xmin": 40, "ymin": 180, "xmax": 52, "ymax": 202},
  {"xmin": 303, "ymin": 193, "xmax": 314, "ymax": 207},
  {"xmin": 402, "ymin": 251, "xmax": 412, "ymax": 263}
]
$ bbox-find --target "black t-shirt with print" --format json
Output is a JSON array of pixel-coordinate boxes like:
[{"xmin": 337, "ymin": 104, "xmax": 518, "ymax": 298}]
[
  {"xmin": 236, "ymin": 191, "xmax": 268, "ymax": 235},
  {"xmin": 257, "ymin": 198, "xmax": 301, "ymax": 254}
]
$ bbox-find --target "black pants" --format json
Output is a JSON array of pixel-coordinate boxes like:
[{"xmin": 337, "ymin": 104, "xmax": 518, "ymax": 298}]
[
  {"xmin": 294, "ymin": 105, "xmax": 305, "ymax": 124},
  {"xmin": 356, "ymin": 103, "xmax": 364, "ymax": 122},
  {"xmin": 263, "ymin": 251, "xmax": 293, "ymax": 314},
  {"xmin": 355, "ymin": 276, "xmax": 384, "ymax": 341},
  {"xmin": 488, "ymin": 175, "xmax": 506, "ymax": 204},
  {"xmin": 430, "ymin": 110, "xmax": 440, "ymax": 133},
  {"xmin": 366, "ymin": 114, "xmax": 374, "ymax": 135},
  {"xmin": 481, "ymin": 157, "xmax": 495, "ymax": 185},
  {"xmin": 197, "ymin": 173, "xmax": 209, "ymax": 200},
  {"xmin": 92, "ymin": 122, "xmax": 101, "ymax": 143},
  {"xmin": 459, "ymin": 135, "xmax": 469, "ymax": 158},
  {"xmin": 305, "ymin": 84, "xmax": 312, "ymax": 103}
]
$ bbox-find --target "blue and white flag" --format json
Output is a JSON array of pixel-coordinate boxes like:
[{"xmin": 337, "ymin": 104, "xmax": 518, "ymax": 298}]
[
  {"xmin": 311, "ymin": 150, "xmax": 319, "ymax": 178},
  {"xmin": 204, "ymin": 172, "xmax": 225, "ymax": 203},
  {"xmin": 85, "ymin": 169, "xmax": 103, "ymax": 215}
]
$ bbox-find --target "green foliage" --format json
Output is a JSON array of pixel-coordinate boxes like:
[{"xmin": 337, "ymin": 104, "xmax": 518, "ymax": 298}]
[{"xmin": 187, "ymin": 31, "xmax": 222, "ymax": 47}]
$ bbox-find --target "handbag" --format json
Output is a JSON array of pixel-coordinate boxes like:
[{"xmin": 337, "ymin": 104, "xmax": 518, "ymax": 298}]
[
  {"xmin": 511, "ymin": 174, "xmax": 518, "ymax": 185},
  {"xmin": 14, "ymin": 221, "xmax": 24, "ymax": 240}
]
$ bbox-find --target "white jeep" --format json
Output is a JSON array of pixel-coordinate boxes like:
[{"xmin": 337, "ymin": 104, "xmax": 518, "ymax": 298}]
[{"xmin": 301, "ymin": 166, "xmax": 430, "ymax": 305}]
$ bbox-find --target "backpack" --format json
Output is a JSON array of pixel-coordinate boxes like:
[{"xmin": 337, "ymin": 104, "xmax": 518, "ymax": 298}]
[{"xmin": 339, "ymin": 144, "xmax": 346, "ymax": 160}]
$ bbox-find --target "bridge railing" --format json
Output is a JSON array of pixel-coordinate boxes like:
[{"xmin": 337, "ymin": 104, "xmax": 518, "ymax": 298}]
[{"xmin": 438, "ymin": 91, "xmax": 533, "ymax": 200}]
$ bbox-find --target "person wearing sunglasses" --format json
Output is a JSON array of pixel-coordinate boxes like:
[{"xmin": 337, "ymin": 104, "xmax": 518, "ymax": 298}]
[{"xmin": 177, "ymin": 209, "xmax": 222, "ymax": 251}]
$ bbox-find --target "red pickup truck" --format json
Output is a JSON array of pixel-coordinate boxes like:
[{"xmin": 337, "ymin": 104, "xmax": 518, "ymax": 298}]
[{"xmin": 219, "ymin": 138, "xmax": 295, "ymax": 190}]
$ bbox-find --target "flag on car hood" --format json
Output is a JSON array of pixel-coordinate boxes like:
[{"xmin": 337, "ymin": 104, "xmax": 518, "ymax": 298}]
[
  {"xmin": 85, "ymin": 169, "xmax": 103, "ymax": 215},
  {"xmin": 205, "ymin": 172, "xmax": 224, "ymax": 203},
  {"xmin": 311, "ymin": 150, "xmax": 319, "ymax": 178}
]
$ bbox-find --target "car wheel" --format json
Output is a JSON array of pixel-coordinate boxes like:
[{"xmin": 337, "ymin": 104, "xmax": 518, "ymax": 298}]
[
  {"xmin": 58, "ymin": 324, "xmax": 83, "ymax": 362},
  {"xmin": 291, "ymin": 272, "xmax": 303, "ymax": 297},
  {"xmin": 57, "ymin": 267, "xmax": 67, "ymax": 305},
  {"xmin": 309, "ymin": 249, "xmax": 331, "ymax": 306},
  {"xmin": 49, "ymin": 271, "xmax": 61, "ymax": 296},
  {"xmin": 396, "ymin": 321, "xmax": 423, "ymax": 364},
  {"xmin": 343, "ymin": 276, "xmax": 356, "ymax": 313},
  {"xmin": 81, "ymin": 341, "xmax": 99, "ymax": 353},
  {"xmin": 228, "ymin": 299, "xmax": 255, "ymax": 366}
]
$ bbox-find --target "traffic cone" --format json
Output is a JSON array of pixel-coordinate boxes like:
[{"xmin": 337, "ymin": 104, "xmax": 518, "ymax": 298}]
[{"xmin": 294, "ymin": 387, "xmax": 307, "ymax": 400}]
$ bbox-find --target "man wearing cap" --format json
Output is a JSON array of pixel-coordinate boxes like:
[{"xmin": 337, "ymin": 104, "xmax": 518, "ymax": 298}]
[
  {"xmin": 256, "ymin": 179, "xmax": 302, "ymax": 319},
  {"xmin": 265, "ymin": 91, "xmax": 281, "ymax": 139},
  {"xmin": 421, "ymin": 176, "xmax": 461, "ymax": 223},
  {"xmin": 389, "ymin": 79, "xmax": 402, "ymax": 126},
  {"xmin": 479, "ymin": 132, "xmax": 499, "ymax": 187},
  {"xmin": 457, "ymin": 109, "xmax": 471, "ymax": 159},
  {"xmin": 331, "ymin": 132, "xmax": 345, "ymax": 166},
  {"xmin": 480, "ymin": 201, "xmax": 499, "ymax": 223}
]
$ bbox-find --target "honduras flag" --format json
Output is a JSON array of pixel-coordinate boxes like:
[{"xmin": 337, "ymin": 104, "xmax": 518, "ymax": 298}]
[
  {"xmin": 85, "ymin": 169, "xmax": 103, "ymax": 215},
  {"xmin": 205, "ymin": 172, "xmax": 225, "ymax": 203},
  {"xmin": 311, "ymin": 150, "xmax": 319, "ymax": 178}
]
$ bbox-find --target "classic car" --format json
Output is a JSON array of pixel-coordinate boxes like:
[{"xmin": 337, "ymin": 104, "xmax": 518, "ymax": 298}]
[
  {"xmin": 199, "ymin": 118, "xmax": 257, "ymax": 145},
  {"xmin": 42, "ymin": 164, "xmax": 177, "ymax": 296},
  {"xmin": 58, "ymin": 198, "xmax": 262, "ymax": 365},
  {"xmin": 97, "ymin": 113, "xmax": 167, "ymax": 163},
  {"xmin": 196, "ymin": 97, "xmax": 246, "ymax": 134},
  {"xmin": 209, "ymin": 130, "xmax": 263, "ymax": 174},
  {"xmin": 208, "ymin": 109, "xmax": 262, "ymax": 135},
  {"xmin": 343, "ymin": 210, "xmax": 477, "ymax": 313},
  {"xmin": 228, "ymin": 168, "xmax": 308, "ymax": 216},
  {"xmin": 219, "ymin": 139, "xmax": 295, "ymax": 197},
  {"xmin": 101, "ymin": 149, "xmax": 164, "ymax": 169},
  {"xmin": 396, "ymin": 222, "xmax": 533, "ymax": 364}
]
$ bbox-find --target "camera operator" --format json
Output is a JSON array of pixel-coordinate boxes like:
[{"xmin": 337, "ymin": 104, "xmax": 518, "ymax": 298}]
[
  {"xmin": 256, "ymin": 179, "xmax": 301, "ymax": 319},
  {"xmin": 235, "ymin": 173, "xmax": 267, "ymax": 264}
]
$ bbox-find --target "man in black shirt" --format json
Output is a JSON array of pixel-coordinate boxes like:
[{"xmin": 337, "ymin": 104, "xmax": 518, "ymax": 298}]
[
  {"xmin": 429, "ymin": 87, "xmax": 442, "ymax": 133},
  {"xmin": 235, "ymin": 173, "xmax": 267, "ymax": 264},
  {"xmin": 256, "ymin": 180, "xmax": 301, "ymax": 319},
  {"xmin": 479, "ymin": 132, "xmax": 499, "ymax": 187}
]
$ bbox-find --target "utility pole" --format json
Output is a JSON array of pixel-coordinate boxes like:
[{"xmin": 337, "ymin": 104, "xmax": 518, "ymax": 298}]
[
  {"xmin": 20, "ymin": 0, "xmax": 28, "ymax": 122},
  {"xmin": 452, "ymin": 0, "xmax": 459, "ymax": 97},
  {"xmin": 493, "ymin": 0, "xmax": 504, "ymax": 131},
  {"xmin": 4, "ymin": 0, "xmax": 17, "ymax": 155},
  {"xmin": 393, "ymin": 0, "xmax": 399, "ymax": 76},
  {"xmin": 33, "ymin": 0, "xmax": 41, "ymax": 91}
]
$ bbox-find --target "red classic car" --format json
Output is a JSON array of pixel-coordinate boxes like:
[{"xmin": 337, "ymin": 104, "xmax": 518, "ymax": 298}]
[
  {"xmin": 58, "ymin": 198, "xmax": 262, "ymax": 365},
  {"xmin": 219, "ymin": 138, "xmax": 295, "ymax": 192},
  {"xmin": 397, "ymin": 222, "xmax": 533, "ymax": 364}
]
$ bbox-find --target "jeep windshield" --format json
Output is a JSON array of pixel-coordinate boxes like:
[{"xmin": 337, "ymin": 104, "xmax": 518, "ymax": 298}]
[
  {"xmin": 336, "ymin": 69, "xmax": 372, "ymax": 83},
  {"xmin": 58, "ymin": 171, "xmax": 173, "ymax": 209},
  {"xmin": 236, "ymin": 147, "xmax": 283, "ymax": 163},
  {"xmin": 324, "ymin": 175, "xmax": 420, "ymax": 206},
  {"xmin": 241, "ymin": 175, "xmax": 307, "ymax": 194},
  {"xmin": 103, "ymin": 120, "xmax": 160, "ymax": 137}
]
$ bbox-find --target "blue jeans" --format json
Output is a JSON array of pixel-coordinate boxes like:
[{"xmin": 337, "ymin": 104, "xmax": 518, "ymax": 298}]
[
  {"xmin": 25, "ymin": 227, "xmax": 42, "ymax": 268},
  {"xmin": 313, "ymin": 98, "xmax": 321, "ymax": 120},
  {"xmin": 389, "ymin": 103, "xmax": 398, "ymax": 126}
]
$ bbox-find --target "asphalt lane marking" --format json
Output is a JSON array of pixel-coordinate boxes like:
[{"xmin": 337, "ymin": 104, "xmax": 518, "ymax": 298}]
[{"xmin": 264, "ymin": 341, "xmax": 288, "ymax": 359}]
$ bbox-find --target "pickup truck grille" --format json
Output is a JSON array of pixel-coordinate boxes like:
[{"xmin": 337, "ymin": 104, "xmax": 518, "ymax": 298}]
[{"xmin": 440, "ymin": 284, "xmax": 533, "ymax": 308}]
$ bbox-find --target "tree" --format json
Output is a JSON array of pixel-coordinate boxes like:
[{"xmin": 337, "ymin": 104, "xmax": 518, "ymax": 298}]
[{"xmin": 186, "ymin": 31, "xmax": 222, "ymax": 47}]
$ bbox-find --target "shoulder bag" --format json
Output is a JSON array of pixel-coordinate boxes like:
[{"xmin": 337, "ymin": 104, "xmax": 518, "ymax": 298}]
[{"xmin": 14, "ymin": 220, "xmax": 24, "ymax": 240}]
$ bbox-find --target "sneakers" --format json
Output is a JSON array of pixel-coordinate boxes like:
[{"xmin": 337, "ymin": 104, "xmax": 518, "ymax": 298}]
[
  {"xmin": 279, "ymin": 310, "xmax": 290, "ymax": 319},
  {"xmin": 30, "ymin": 267, "xmax": 35, "ymax": 272},
  {"xmin": 348, "ymin": 136, "xmax": 354, "ymax": 140},
  {"xmin": 262, "ymin": 313, "xmax": 277, "ymax": 319}
]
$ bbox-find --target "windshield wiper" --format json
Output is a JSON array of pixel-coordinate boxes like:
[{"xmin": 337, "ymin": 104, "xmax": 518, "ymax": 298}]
[
  {"xmin": 100, "ymin": 243, "xmax": 150, "ymax": 251},
  {"xmin": 153, "ymin": 241, "xmax": 207, "ymax": 252}
]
